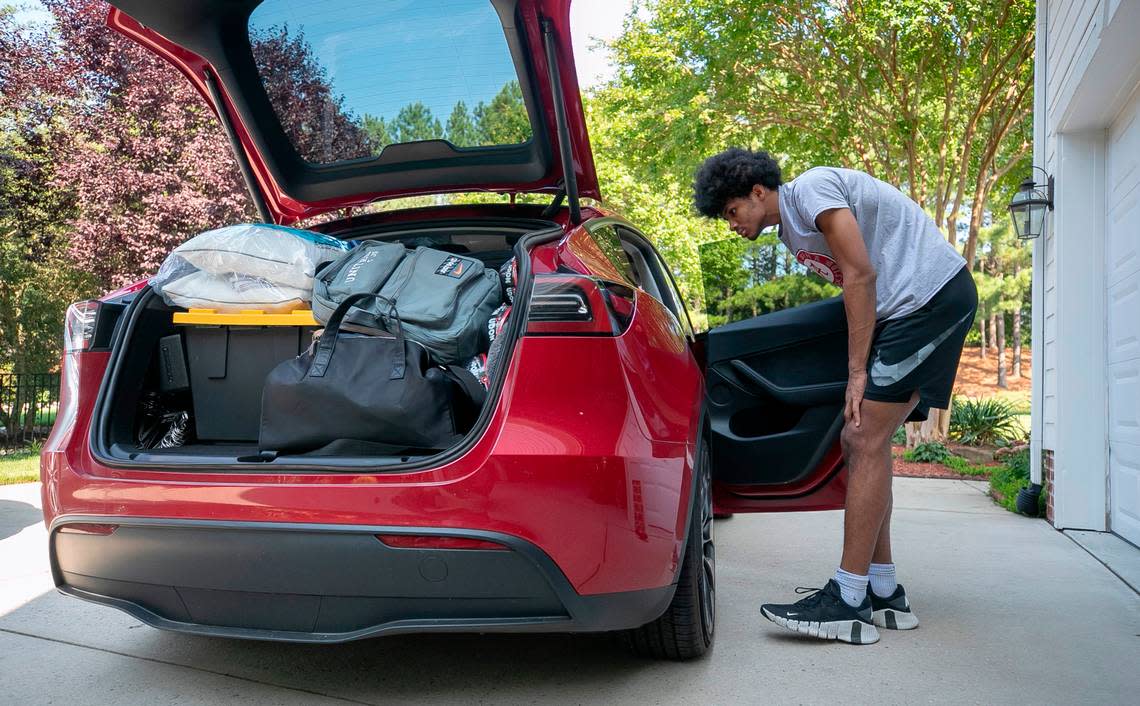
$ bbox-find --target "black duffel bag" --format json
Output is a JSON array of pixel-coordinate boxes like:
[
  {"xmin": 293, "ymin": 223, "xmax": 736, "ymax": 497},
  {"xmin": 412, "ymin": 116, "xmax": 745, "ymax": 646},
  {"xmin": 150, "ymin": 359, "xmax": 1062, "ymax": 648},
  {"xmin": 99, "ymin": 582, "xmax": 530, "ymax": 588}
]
[{"xmin": 259, "ymin": 292, "xmax": 485, "ymax": 456}]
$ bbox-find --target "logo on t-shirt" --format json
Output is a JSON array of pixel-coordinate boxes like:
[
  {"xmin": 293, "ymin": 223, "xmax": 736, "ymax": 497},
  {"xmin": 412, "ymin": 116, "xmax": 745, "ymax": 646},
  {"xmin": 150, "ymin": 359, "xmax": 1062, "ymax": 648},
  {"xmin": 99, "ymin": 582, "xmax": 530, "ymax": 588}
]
[{"xmin": 796, "ymin": 250, "xmax": 844, "ymax": 285}]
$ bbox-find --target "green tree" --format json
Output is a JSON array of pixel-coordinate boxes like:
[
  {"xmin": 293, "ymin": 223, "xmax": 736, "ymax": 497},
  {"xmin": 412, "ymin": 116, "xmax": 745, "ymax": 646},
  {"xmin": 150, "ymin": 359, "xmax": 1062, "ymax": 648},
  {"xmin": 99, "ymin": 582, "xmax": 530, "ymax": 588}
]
[
  {"xmin": 446, "ymin": 100, "xmax": 478, "ymax": 147},
  {"xmin": 475, "ymin": 81, "xmax": 530, "ymax": 145},
  {"xmin": 362, "ymin": 114, "xmax": 392, "ymax": 153},
  {"xmin": 0, "ymin": 7, "xmax": 97, "ymax": 373},
  {"xmin": 976, "ymin": 219, "xmax": 1032, "ymax": 387},
  {"xmin": 390, "ymin": 102, "xmax": 443, "ymax": 143},
  {"xmin": 598, "ymin": 0, "xmax": 1034, "ymax": 266}
]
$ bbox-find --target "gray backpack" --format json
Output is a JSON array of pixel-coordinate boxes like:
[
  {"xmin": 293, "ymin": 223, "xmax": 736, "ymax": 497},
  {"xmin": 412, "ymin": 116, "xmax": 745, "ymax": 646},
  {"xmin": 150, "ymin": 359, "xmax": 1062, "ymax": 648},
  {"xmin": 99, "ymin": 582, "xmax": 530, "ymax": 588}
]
[{"xmin": 312, "ymin": 241, "xmax": 503, "ymax": 364}]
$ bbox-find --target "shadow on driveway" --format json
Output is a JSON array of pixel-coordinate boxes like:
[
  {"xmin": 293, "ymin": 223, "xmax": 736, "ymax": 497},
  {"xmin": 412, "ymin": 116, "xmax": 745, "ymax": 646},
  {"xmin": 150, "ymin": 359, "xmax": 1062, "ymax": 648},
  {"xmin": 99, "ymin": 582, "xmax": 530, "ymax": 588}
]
[
  {"xmin": 0, "ymin": 500, "xmax": 42, "ymax": 541},
  {"xmin": 0, "ymin": 589, "xmax": 659, "ymax": 704}
]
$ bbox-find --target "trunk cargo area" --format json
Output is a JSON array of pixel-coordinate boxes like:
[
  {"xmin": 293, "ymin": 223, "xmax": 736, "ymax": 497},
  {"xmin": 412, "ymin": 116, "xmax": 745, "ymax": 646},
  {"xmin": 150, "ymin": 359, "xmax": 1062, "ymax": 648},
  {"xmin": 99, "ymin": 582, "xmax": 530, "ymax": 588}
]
[{"xmin": 94, "ymin": 225, "xmax": 536, "ymax": 469}]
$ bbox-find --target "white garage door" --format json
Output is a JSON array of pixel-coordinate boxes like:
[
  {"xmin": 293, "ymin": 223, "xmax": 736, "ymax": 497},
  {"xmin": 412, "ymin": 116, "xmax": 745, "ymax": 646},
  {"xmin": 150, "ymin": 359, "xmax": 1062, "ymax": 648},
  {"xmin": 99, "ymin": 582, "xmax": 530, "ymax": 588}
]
[{"xmin": 1106, "ymin": 86, "xmax": 1140, "ymax": 547}]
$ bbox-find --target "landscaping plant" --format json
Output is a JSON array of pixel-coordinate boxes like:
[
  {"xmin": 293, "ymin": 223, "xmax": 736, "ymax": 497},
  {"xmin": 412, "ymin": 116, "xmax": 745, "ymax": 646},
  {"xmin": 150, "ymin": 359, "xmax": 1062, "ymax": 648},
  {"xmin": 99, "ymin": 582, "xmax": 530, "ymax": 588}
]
[
  {"xmin": 940, "ymin": 455, "xmax": 991, "ymax": 477},
  {"xmin": 903, "ymin": 441, "xmax": 951, "ymax": 464},
  {"xmin": 949, "ymin": 396, "xmax": 1024, "ymax": 446},
  {"xmin": 988, "ymin": 448, "xmax": 1043, "ymax": 515}
]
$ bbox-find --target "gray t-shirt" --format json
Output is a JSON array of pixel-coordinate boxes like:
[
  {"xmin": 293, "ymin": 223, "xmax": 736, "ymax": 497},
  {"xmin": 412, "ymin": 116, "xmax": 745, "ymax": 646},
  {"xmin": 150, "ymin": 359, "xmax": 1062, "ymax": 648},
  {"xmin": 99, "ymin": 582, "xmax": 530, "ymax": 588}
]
[{"xmin": 777, "ymin": 167, "xmax": 966, "ymax": 320}]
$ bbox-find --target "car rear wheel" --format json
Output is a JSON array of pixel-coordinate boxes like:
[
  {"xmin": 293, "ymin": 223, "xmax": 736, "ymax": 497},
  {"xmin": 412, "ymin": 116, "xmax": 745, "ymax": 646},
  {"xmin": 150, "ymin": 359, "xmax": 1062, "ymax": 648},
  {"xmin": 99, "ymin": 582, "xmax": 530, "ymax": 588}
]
[{"xmin": 622, "ymin": 443, "xmax": 714, "ymax": 660}]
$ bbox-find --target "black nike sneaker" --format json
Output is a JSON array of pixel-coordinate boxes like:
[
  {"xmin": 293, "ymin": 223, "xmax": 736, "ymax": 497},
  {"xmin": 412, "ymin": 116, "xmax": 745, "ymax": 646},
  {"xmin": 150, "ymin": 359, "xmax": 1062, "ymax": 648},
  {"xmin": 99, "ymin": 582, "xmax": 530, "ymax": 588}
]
[
  {"xmin": 869, "ymin": 584, "xmax": 920, "ymax": 630},
  {"xmin": 760, "ymin": 580, "xmax": 880, "ymax": 645}
]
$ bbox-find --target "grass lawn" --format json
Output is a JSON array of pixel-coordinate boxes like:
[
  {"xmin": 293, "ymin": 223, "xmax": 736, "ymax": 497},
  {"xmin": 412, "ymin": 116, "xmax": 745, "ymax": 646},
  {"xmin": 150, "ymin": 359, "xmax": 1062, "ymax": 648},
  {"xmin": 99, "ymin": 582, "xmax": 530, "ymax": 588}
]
[{"xmin": 0, "ymin": 447, "xmax": 41, "ymax": 485}]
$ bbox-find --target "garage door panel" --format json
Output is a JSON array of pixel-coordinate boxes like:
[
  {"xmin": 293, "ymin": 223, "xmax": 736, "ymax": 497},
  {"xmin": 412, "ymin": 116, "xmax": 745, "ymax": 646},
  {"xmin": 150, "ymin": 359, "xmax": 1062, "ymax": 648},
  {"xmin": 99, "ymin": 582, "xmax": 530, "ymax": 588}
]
[
  {"xmin": 1109, "ymin": 442, "xmax": 1140, "ymax": 546},
  {"xmin": 1107, "ymin": 278, "xmax": 1140, "ymax": 364},
  {"xmin": 1108, "ymin": 95, "xmax": 1139, "ymax": 201},
  {"xmin": 1106, "ymin": 185, "xmax": 1139, "ymax": 286},
  {"xmin": 1108, "ymin": 88, "xmax": 1140, "ymax": 547},
  {"xmin": 1109, "ymin": 361, "xmax": 1140, "ymax": 447}
]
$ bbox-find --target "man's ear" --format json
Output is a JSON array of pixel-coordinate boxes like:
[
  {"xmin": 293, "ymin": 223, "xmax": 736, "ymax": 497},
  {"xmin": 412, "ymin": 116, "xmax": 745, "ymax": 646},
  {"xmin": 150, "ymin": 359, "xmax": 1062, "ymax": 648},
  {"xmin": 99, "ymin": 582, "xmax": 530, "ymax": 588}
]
[{"xmin": 751, "ymin": 183, "xmax": 768, "ymax": 199}]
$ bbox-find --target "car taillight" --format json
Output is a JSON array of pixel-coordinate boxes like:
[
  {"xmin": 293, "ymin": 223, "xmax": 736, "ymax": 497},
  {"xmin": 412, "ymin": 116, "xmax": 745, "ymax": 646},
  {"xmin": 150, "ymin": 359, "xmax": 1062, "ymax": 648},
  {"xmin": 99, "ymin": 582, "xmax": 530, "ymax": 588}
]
[
  {"xmin": 64, "ymin": 300, "xmax": 101, "ymax": 352},
  {"xmin": 526, "ymin": 274, "xmax": 635, "ymax": 336}
]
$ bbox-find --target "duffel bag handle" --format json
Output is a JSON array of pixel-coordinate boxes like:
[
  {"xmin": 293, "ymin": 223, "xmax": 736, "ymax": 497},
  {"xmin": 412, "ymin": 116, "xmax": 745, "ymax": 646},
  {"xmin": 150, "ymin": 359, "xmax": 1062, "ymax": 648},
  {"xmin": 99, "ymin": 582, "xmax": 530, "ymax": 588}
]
[{"xmin": 308, "ymin": 292, "xmax": 406, "ymax": 380}]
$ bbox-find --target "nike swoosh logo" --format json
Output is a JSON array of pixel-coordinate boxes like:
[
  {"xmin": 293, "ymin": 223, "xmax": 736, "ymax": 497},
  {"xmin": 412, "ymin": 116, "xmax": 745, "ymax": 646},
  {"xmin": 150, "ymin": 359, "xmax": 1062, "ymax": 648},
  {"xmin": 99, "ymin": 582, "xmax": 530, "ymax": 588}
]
[{"xmin": 870, "ymin": 311, "xmax": 973, "ymax": 387}]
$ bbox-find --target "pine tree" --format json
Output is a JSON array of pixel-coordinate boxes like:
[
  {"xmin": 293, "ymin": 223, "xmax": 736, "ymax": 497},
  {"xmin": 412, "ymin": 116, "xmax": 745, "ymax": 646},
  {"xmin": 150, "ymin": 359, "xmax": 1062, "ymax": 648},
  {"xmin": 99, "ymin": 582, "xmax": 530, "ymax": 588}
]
[
  {"xmin": 391, "ymin": 102, "xmax": 443, "ymax": 143},
  {"xmin": 446, "ymin": 101, "xmax": 478, "ymax": 147}
]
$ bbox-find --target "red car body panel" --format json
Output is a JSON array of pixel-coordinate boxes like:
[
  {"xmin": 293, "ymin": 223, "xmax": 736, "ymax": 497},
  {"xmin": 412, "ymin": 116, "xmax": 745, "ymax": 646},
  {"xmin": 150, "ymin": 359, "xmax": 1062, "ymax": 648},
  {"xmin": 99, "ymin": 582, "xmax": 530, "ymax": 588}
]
[
  {"xmin": 42, "ymin": 207, "xmax": 844, "ymax": 609},
  {"xmin": 43, "ymin": 300, "xmax": 695, "ymax": 596}
]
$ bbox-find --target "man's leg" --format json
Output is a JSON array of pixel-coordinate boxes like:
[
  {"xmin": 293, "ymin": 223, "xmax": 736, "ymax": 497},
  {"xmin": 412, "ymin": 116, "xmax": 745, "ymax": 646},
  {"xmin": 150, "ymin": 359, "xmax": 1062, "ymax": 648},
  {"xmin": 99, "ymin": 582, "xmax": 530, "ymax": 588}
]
[
  {"xmin": 759, "ymin": 393, "xmax": 920, "ymax": 645},
  {"xmin": 838, "ymin": 392, "xmax": 918, "ymax": 577},
  {"xmin": 871, "ymin": 486, "xmax": 893, "ymax": 565}
]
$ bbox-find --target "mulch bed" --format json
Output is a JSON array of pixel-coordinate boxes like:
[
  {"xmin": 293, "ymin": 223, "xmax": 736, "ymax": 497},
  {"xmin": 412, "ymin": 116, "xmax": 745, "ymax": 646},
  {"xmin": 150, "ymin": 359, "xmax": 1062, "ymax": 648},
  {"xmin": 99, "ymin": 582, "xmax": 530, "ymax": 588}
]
[{"xmin": 890, "ymin": 445, "xmax": 996, "ymax": 480}]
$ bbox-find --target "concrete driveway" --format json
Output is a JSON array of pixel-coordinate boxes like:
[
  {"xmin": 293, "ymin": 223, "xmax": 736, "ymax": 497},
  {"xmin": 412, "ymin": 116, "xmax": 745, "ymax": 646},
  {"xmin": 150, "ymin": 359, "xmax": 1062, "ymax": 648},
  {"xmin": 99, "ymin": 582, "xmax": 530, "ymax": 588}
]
[{"xmin": 1, "ymin": 478, "xmax": 1137, "ymax": 705}]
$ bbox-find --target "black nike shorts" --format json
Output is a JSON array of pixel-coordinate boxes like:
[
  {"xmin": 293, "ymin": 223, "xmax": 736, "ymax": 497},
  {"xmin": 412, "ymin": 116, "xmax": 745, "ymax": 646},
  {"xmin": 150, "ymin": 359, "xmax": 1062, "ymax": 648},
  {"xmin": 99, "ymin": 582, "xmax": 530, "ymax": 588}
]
[{"xmin": 863, "ymin": 267, "xmax": 978, "ymax": 422}]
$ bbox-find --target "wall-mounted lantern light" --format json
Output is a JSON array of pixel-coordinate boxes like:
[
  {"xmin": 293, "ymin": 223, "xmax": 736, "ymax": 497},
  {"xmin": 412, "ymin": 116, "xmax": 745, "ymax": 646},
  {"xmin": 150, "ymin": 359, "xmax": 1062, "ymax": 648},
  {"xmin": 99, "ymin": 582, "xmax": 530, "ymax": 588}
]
[{"xmin": 1008, "ymin": 168, "xmax": 1054, "ymax": 240}]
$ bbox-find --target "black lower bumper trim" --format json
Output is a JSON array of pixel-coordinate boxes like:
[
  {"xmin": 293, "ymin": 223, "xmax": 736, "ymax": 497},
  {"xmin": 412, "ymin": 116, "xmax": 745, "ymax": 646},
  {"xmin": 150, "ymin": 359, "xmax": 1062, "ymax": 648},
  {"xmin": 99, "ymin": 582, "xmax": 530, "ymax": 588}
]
[{"xmin": 49, "ymin": 516, "xmax": 675, "ymax": 643}]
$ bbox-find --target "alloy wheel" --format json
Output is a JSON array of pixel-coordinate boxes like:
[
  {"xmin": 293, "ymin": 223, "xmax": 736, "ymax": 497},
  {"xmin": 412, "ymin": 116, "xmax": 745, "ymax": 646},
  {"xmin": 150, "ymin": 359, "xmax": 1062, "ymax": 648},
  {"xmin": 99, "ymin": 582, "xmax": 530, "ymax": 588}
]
[{"xmin": 697, "ymin": 448, "xmax": 715, "ymax": 638}]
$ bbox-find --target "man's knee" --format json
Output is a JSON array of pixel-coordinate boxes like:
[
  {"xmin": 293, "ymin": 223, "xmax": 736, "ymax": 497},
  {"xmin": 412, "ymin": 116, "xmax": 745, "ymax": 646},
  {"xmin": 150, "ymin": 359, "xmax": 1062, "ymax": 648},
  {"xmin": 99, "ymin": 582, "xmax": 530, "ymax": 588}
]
[{"xmin": 841, "ymin": 421, "xmax": 888, "ymax": 461}]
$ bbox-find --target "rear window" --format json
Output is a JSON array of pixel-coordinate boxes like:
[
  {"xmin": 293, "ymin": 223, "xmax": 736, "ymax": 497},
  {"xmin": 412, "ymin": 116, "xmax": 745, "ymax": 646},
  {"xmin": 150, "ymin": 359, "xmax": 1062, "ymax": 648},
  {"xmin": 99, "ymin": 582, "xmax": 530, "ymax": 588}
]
[{"xmin": 248, "ymin": 0, "xmax": 533, "ymax": 165}]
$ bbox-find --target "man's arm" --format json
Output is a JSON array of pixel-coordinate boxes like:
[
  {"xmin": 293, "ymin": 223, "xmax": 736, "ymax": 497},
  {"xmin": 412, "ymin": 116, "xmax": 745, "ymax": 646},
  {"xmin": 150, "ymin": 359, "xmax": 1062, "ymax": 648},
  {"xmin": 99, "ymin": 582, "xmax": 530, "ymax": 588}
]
[{"xmin": 816, "ymin": 207, "xmax": 877, "ymax": 427}]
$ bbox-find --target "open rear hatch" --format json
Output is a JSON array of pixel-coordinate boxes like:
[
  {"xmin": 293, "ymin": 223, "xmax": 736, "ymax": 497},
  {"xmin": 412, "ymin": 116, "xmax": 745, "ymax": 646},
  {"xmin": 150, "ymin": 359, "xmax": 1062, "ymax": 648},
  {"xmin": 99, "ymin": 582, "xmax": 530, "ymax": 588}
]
[{"xmin": 104, "ymin": 0, "xmax": 598, "ymax": 224}]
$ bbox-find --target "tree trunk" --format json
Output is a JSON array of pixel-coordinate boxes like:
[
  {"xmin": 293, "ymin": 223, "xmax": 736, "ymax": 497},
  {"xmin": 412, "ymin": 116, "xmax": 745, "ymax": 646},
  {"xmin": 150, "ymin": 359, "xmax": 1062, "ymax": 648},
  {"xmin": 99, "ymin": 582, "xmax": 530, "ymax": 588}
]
[
  {"xmin": 905, "ymin": 407, "xmax": 951, "ymax": 448},
  {"xmin": 989, "ymin": 311, "xmax": 998, "ymax": 352},
  {"xmin": 978, "ymin": 310, "xmax": 987, "ymax": 360},
  {"xmin": 997, "ymin": 313, "xmax": 1008, "ymax": 389},
  {"xmin": 1012, "ymin": 307, "xmax": 1022, "ymax": 378},
  {"xmin": 963, "ymin": 195, "xmax": 986, "ymax": 268}
]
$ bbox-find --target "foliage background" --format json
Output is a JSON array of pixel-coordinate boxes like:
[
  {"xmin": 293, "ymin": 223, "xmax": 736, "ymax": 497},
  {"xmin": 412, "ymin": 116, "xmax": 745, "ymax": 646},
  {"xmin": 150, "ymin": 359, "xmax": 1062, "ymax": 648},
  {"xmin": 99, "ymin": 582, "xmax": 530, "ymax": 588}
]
[{"xmin": 0, "ymin": 0, "xmax": 1035, "ymax": 385}]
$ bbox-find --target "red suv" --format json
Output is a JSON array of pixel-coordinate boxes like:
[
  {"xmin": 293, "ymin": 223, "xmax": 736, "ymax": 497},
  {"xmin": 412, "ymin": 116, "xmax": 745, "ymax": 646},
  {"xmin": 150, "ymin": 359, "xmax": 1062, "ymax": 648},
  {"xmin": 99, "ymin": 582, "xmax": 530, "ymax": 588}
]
[{"xmin": 41, "ymin": 0, "xmax": 850, "ymax": 660}]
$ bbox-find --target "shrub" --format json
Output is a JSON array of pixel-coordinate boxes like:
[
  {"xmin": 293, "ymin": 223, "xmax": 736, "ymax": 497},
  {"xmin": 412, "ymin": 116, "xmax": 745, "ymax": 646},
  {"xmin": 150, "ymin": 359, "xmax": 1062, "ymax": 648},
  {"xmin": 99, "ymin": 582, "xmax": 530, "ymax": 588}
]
[
  {"xmin": 904, "ymin": 441, "xmax": 951, "ymax": 463},
  {"xmin": 988, "ymin": 449, "xmax": 1043, "ymax": 514},
  {"xmin": 891, "ymin": 427, "xmax": 906, "ymax": 445},
  {"xmin": 950, "ymin": 397, "xmax": 1024, "ymax": 446}
]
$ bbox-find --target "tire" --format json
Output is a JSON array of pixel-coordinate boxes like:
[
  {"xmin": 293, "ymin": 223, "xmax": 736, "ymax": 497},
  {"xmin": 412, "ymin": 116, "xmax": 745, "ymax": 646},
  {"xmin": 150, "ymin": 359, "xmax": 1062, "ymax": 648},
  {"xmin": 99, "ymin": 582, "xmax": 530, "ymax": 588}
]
[{"xmin": 622, "ymin": 443, "xmax": 715, "ymax": 660}]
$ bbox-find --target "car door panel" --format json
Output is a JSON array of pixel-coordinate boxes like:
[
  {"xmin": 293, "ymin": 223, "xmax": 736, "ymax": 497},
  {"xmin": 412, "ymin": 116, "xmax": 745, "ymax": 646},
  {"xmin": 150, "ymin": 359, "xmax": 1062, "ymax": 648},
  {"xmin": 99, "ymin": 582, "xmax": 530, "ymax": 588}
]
[{"xmin": 706, "ymin": 296, "xmax": 850, "ymax": 510}]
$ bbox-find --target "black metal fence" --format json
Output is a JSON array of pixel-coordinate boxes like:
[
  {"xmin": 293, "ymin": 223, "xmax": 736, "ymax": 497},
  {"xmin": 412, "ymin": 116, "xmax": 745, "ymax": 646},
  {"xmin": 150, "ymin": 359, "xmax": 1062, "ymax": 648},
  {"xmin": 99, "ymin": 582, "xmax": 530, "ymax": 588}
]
[{"xmin": 0, "ymin": 373, "xmax": 61, "ymax": 451}]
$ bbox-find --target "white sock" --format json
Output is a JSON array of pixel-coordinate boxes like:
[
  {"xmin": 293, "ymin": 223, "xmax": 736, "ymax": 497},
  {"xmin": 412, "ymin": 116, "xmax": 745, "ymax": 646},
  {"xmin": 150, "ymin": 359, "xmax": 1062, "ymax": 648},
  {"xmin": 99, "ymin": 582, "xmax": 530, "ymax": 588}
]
[
  {"xmin": 833, "ymin": 568, "xmax": 868, "ymax": 607},
  {"xmin": 869, "ymin": 563, "xmax": 898, "ymax": 598}
]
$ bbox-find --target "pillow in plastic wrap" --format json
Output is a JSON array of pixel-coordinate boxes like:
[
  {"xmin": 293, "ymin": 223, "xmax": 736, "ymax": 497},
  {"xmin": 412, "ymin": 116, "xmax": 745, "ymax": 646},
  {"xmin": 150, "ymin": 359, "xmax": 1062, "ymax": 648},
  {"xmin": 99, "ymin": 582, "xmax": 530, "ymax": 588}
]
[
  {"xmin": 169, "ymin": 223, "xmax": 351, "ymax": 290},
  {"xmin": 159, "ymin": 270, "xmax": 309, "ymax": 313}
]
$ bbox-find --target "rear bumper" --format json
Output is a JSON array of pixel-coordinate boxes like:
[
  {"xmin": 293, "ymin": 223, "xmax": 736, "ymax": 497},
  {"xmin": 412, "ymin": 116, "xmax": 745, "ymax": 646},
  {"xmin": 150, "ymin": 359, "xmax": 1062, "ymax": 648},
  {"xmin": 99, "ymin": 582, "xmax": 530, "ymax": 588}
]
[{"xmin": 49, "ymin": 517, "xmax": 675, "ymax": 642}]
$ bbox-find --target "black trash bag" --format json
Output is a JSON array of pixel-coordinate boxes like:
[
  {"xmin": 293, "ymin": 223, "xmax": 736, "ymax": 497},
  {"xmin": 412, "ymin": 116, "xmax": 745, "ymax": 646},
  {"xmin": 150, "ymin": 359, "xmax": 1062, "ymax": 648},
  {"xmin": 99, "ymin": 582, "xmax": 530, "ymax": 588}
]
[{"xmin": 136, "ymin": 392, "xmax": 194, "ymax": 449}]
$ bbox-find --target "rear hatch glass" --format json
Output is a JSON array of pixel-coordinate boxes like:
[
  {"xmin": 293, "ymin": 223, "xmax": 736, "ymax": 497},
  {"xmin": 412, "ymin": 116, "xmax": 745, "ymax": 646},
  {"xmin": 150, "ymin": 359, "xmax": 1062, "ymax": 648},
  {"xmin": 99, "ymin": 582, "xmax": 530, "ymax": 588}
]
[{"xmin": 249, "ymin": 0, "xmax": 533, "ymax": 165}]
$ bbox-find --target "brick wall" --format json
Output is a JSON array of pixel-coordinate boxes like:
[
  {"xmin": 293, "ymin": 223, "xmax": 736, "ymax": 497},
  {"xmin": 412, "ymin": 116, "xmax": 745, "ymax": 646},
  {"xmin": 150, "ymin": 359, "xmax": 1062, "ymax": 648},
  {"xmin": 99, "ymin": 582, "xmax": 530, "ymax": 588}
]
[{"xmin": 1043, "ymin": 449, "xmax": 1055, "ymax": 524}]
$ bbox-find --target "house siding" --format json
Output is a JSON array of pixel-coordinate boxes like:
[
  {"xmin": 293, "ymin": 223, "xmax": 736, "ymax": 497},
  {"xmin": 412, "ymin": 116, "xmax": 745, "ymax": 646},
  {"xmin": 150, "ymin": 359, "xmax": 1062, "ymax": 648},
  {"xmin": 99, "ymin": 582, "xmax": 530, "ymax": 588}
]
[{"xmin": 1034, "ymin": 0, "xmax": 1140, "ymax": 533}]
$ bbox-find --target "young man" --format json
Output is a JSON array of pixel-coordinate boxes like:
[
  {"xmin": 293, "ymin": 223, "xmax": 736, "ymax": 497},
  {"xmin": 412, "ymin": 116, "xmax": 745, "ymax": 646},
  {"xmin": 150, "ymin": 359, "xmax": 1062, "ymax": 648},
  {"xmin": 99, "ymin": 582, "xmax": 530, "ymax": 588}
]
[{"xmin": 693, "ymin": 148, "xmax": 977, "ymax": 645}]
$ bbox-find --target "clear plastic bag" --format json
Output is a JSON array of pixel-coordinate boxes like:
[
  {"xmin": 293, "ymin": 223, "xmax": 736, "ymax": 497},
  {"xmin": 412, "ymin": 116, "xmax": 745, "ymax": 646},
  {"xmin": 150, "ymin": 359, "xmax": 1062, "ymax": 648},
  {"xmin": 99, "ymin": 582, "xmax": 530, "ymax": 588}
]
[
  {"xmin": 151, "ymin": 224, "xmax": 353, "ymax": 312},
  {"xmin": 158, "ymin": 269, "xmax": 310, "ymax": 312}
]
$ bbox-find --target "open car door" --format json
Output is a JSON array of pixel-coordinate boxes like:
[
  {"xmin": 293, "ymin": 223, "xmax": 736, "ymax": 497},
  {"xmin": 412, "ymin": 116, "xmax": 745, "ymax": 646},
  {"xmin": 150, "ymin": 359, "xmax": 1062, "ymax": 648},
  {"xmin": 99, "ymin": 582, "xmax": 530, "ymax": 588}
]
[{"xmin": 700, "ymin": 239, "xmax": 850, "ymax": 512}]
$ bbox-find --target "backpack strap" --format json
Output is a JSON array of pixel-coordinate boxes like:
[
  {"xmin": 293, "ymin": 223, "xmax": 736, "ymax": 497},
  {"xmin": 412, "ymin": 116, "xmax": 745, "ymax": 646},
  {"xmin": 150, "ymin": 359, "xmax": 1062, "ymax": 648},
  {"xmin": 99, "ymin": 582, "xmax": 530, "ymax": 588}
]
[{"xmin": 444, "ymin": 364, "xmax": 488, "ymax": 407}]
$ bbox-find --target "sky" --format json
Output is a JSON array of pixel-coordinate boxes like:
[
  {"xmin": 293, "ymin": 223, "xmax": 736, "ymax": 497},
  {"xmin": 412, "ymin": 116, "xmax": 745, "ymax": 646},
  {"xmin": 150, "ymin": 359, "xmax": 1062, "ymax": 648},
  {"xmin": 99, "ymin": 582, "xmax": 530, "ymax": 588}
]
[
  {"xmin": 13, "ymin": 0, "xmax": 636, "ymax": 121},
  {"xmin": 570, "ymin": 0, "xmax": 636, "ymax": 88}
]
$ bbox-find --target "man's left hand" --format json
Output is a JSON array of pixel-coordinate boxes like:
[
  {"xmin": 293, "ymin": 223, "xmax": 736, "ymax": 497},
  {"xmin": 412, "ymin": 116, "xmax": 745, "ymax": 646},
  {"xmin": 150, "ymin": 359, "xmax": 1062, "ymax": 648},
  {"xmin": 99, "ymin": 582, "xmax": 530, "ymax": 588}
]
[{"xmin": 846, "ymin": 370, "xmax": 867, "ymax": 428}]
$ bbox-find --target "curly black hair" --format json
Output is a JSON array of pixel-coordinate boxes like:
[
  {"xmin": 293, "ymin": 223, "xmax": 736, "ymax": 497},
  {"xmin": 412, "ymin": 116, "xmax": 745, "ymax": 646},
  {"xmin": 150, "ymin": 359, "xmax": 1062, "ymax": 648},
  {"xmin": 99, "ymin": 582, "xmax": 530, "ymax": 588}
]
[{"xmin": 692, "ymin": 148, "xmax": 783, "ymax": 218}]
